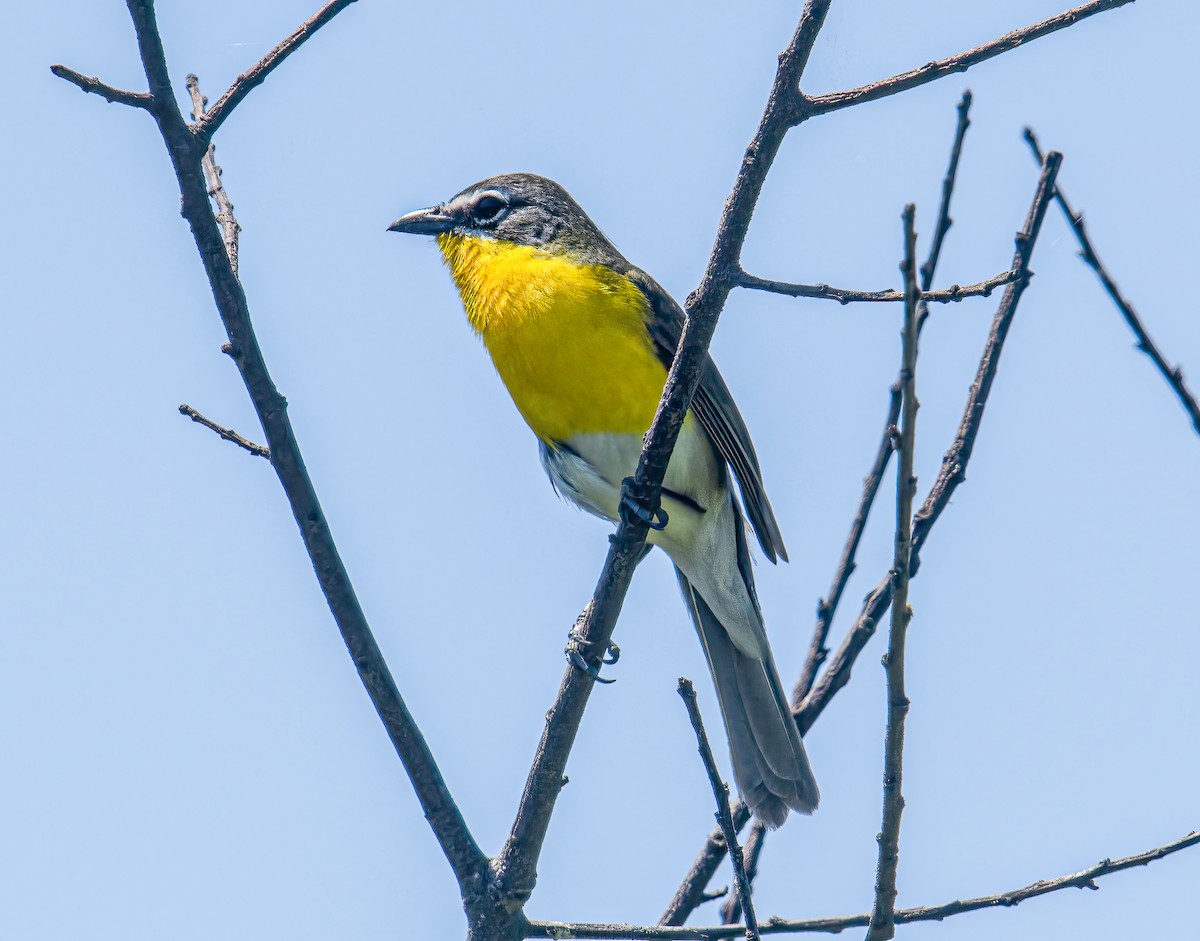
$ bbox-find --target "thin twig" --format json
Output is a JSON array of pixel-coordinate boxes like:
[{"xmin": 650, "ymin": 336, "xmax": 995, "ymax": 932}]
[
  {"xmin": 907, "ymin": 150, "xmax": 1062, "ymax": 568},
  {"xmin": 864, "ymin": 206, "xmax": 920, "ymax": 941},
  {"xmin": 803, "ymin": 0, "xmax": 1134, "ymax": 118},
  {"xmin": 194, "ymin": 0, "xmax": 359, "ymax": 142},
  {"xmin": 179, "ymin": 404, "xmax": 269, "ymax": 459},
  {"xmin": 66, "ymin": 0, "xmax": 489, "ymax": 902},
  {"xmin": 661, "ymin": 799, "xmax": 751, "ymax": 926},
  {"xmin": 489, "ymin": 3, "xmax": 835, "ymax": 920},
  {"xmin": 678, "ymin": 680, "xmax": 760, "ymax": 941},
  {"xmin": 186, "ymin": 75, "xmax": 241, "ymax": 275},
  {"xmin": 527, "ymin": 831, "xmax": 1200, "ymax": 939},
  {"xmin": 793, "ymin": 389, "xmax": 899, "ymax": 711},
  {"xmin": 797, "ymin": 151, "xmax": 1063, "ymax": 735},
  {"xmin": 721, "ymin": 822, "xmax": 766, "ymax": 926},
  {"xmin": 738, "ymin": 265, "xmax": 1013, "ymax": 306},
  {"xmin": 49, "ymin": 65, "xmax": 153, "ymax": 108},
  {"xmin": 1023, "ymin": 127, "xmax": 1200, "ymax": 438},
  {"xmin": 922, "ymin": 92, "xmax": 973, "ymax": 290},
  {"xmin": 794, "ymin": 92, "xmax": 970, "ymax": 711}
]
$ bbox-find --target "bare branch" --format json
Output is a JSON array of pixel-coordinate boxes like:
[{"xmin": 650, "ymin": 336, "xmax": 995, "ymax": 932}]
[
  {"xmin": 678, "ymin": 679, "xmax": 760, "ymax": 941},
  {"xmin": 489, "ymin": 1, "xmax": 836, "ymax": 917},
  {"xmin": 49, "ymin": 64, "xmax": 152, "ymax": 108},
  {"xmin": 795, "ymin": 391, "xmax": 899, "ymax": 711},
  {"xmin": 907, "ymin": 150, "xmax": 1062, "ymax": 567},
  {"xmin": 179, "ymin": 403, "xmax": 269, "ymax": 458},
  {"xmin": 864, "ymin": 205, "xmax": 920, "ymax": 941},
  {"xmin": 797, "ymin": 151, "xmax": 1063, "ymax": 734},
  {"xmin": 1023, "ymin": 127, "xmax": 1200, "ymax": 439},
  {"xmin": 793, "ymin": 91, "xmax": 972, "ymax": 709},
  {"xmin": 737, "ymin": 266, "xmax": 1013, "ymax": 306},
  {"xmin": 720, "ymin": 822, "xmax": 766, "ymax": 926},
  {"xmin": 195, "ymin": 0, "xmax": 359, "ymax": 142},
  {"xmin": 661, "ymin": 799, "xmax": 750, "ymax": 926},
  {"xmin": 922, "ymin": 92, "xmax": 973, "ymax": 289},
  {"xmin": 527, "ymin": 831, "xmax": 1200, "ymax": 939},
  {"xmin": 103, "ymin": 0, "xmax": 489, "ymax": 898},
  {"xmin": 186, "ymin": 75, "xmax": 241, "ymax": 275},
  {"xmin": 804, "ymin": 0, "xmax": 1134, "ymax": 117}
]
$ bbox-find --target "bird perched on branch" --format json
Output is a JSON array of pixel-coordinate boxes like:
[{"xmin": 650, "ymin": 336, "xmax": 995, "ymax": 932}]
[{"xmin": 388, "ymin": 173, "xmax": 817, "ymax": 826}]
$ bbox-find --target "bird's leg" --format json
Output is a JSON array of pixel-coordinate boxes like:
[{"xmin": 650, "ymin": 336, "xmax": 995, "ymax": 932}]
[{"xmin": 619, "ymin": 477, "xmax": 668, "ymax": 531}]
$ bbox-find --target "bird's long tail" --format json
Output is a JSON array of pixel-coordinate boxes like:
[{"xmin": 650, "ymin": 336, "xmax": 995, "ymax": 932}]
[{"xmin": 675, "ymin": 566, "xmax": 818, "ymax": 828}]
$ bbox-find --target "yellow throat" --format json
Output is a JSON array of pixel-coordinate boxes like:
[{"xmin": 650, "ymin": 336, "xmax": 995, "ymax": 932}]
[{"xmin": 437, "ymin": 233, "xmax": 669, "ymax": 444}]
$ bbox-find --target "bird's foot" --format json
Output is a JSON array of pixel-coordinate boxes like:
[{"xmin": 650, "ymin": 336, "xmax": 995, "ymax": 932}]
[
  {"xmin": 619, "ymin": 477, "xmax": 668, "ymax": 531},
  {"xmin": 565, "ymin": 622, "xmax": 620, "ymax": 685}
]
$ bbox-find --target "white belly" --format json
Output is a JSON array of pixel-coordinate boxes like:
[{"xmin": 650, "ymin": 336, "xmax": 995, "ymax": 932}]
[
  {"xmin": 539, "ymin": 420, "xmax": 765, "ymax": 658},
  {"xmin": 541, "ymin": 419, "xmax": 720, "ymax": 541}
]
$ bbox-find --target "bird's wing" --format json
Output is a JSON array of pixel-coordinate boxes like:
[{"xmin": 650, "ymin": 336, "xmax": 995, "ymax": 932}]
[{"xmin": 625, "ymin": 267, "xmax": 788, "ymax": 563}]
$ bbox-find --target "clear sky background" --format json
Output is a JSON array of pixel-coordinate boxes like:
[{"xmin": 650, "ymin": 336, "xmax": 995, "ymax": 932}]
[{"xmin": 3, "ymin": 2, "xmax": 1197, "ymax": 939}]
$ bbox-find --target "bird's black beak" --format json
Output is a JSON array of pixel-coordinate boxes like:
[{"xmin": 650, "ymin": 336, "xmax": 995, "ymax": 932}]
[{"xmin": 387, "ymin": 205, "xmax": 456, "ymax": 235}]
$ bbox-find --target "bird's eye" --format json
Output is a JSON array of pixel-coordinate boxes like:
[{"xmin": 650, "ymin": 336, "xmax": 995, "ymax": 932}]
[{"xmin": 473, "ymin": 193, "xmax": 508, "ymax": 223}]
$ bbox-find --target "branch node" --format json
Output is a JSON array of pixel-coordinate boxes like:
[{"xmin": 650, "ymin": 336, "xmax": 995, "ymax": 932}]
[
  {"xmin": 187, "ymin": 74, "xmax": 241, "ymax": 274},
  {"xmin": 194, "ymin": 0, "xmax": 360, "ymax": 141}
]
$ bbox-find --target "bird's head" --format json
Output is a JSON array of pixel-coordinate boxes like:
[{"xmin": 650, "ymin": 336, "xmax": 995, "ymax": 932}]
[{"xmin": 388, "ymin": 173, "xmax": 618, "ymax": 263}]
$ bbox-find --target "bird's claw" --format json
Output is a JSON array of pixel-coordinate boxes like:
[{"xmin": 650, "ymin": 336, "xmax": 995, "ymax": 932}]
[
  {"xmin": 565, "ymin": 635, "xmax": 620, "ymax": 684},
  {"xmin": 619, "ymin": 477, "xmax": 668, "ymax": 531}
]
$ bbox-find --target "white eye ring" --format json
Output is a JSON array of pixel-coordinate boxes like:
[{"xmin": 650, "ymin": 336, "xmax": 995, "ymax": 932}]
[{"xmin": 472, "ymin": 190, "xmax": 509, "ymax": 223}]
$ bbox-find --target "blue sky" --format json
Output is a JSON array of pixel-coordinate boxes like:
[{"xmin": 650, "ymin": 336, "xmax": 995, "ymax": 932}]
[{"xmin": 3, "ymin": 2, "xmax": 1197, "ymax": 939}]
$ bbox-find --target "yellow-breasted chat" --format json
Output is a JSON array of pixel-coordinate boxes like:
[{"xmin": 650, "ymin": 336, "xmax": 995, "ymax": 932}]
[{"xmin": 388, "ymin": 174, "xmax": 817, "ymax": 826}]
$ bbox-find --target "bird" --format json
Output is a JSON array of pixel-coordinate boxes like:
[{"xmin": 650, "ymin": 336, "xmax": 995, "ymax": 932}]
[{"xmin": 388, "ymin": 173, "xmax": 817, "ymax": 827}]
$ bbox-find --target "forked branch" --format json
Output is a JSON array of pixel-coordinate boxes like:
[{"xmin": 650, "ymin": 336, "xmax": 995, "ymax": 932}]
[
  {"xmin": 54, "ymin": 0, "xmax": 487, "ymax": 903},
  {"xmin": 794, "ymin": 89, "xmax": 972, "ymax": 709},
  {"xmin": 797, "ymin": 152, "xmax": 1063, "ymax": 736},
  {"xmin": 186, "ymin": 75, "xmax": 241, "ymax": 275},
  {"xmin": 194, "ymin": 0, "xmax": 359, "ymax": 141},
  {"xmin": 528, "ymin": 831, "xmax": 1200, "ymax": 939}
]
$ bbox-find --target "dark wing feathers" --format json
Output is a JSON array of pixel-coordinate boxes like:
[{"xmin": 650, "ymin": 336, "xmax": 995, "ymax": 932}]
[{"xmin": 626, "ymin": 267, "xmax": 788, "ymax": 564}]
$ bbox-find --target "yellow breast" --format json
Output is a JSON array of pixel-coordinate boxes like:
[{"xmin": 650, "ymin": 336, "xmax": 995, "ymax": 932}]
[{"xmin": 437, "ymin": 234, "xmax": 668, "ymax": 443}]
